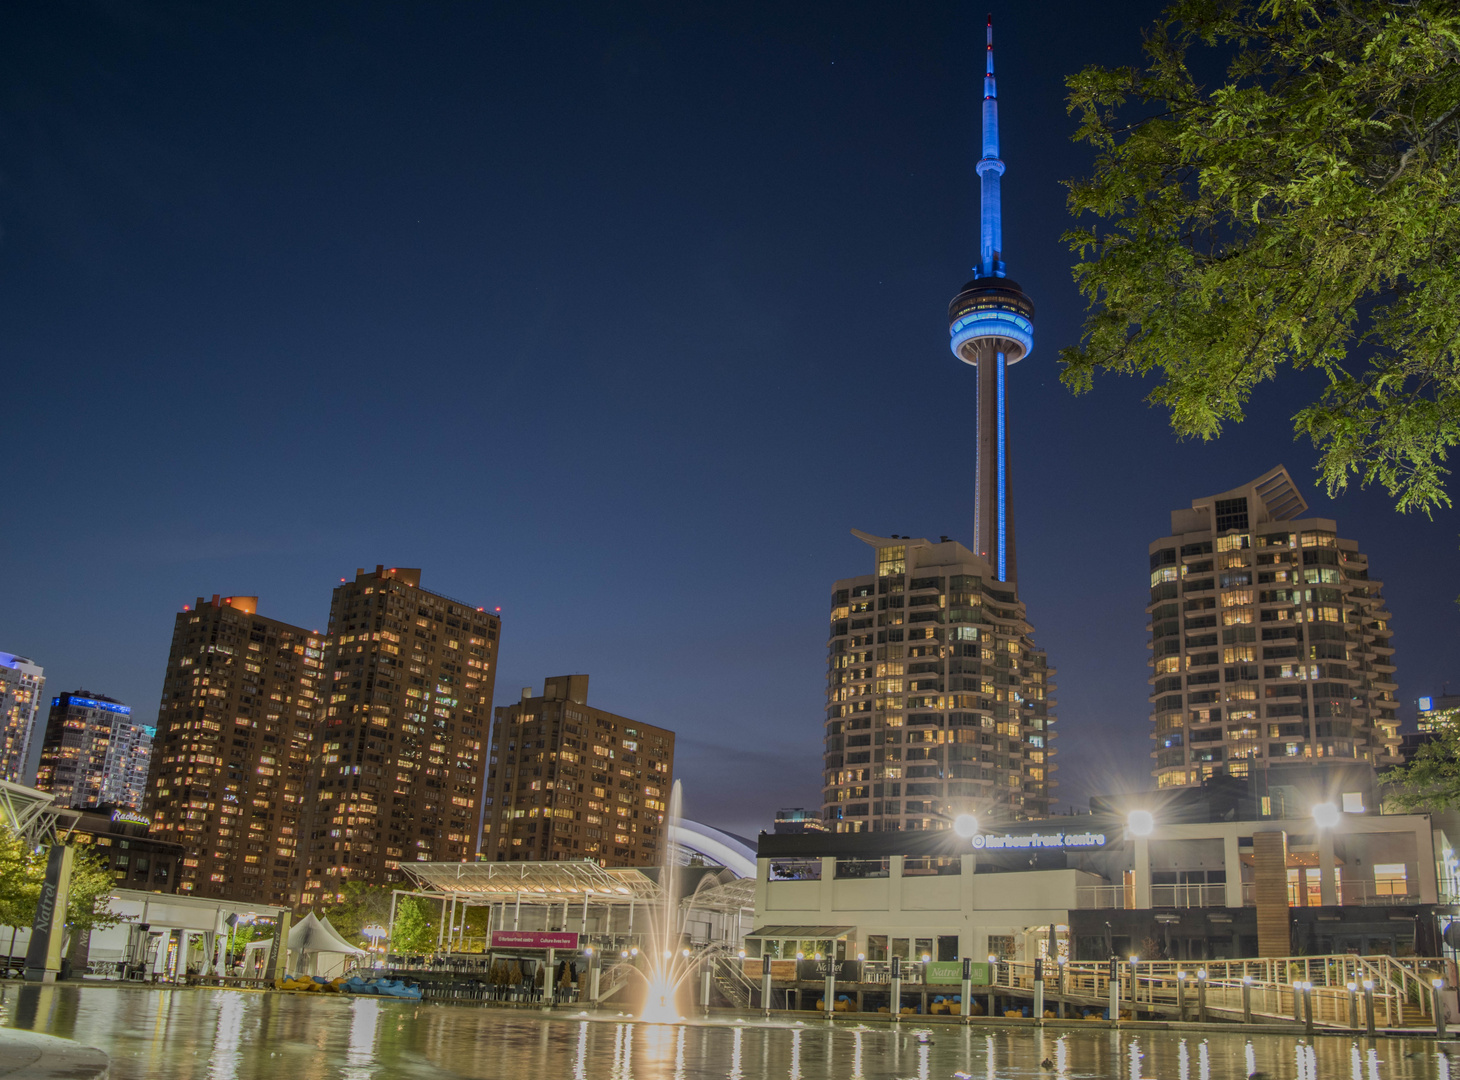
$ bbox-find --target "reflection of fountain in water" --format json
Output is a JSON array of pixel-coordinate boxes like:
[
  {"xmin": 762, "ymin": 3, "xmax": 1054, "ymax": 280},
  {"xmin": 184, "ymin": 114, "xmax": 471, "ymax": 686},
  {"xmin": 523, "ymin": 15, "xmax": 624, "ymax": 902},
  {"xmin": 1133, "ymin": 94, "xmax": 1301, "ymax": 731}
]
[{"xmin": 628, "ymin": 780, "xmax": 701, "ymax": 1023}]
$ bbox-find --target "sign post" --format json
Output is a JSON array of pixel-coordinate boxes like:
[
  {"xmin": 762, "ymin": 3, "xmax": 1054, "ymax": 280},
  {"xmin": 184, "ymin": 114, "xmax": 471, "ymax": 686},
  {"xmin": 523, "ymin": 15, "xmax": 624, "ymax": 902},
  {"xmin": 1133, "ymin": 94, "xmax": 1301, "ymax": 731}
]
[
  {"xmin": 761, "ymin": 955, "xmax": 772, "ymax": 1017},
  {"xmin": 701, "ymin": 960, "xmax": 712, "ymax": 1015},
  {"xmin": 23, "ymin": 844, "xmax": 75, "ymax": 983},
  {"xmin": 890, "ymin": 955, "xmax": 902, "ymax": 1020},
  {"xmin": 823, "ymin": 958, "xmax": 835, "ymax": 1017},
  {"xmin": 961, "ymin": 957, "xmax": 973, "ymax": 1020},
  {"xmin": 1033, "ymin": 958, "xmax": 1044, "ymax": 1022},
  {"xmin": 264, "ymin": 912, "xmax": 292, "ymax": 983}
]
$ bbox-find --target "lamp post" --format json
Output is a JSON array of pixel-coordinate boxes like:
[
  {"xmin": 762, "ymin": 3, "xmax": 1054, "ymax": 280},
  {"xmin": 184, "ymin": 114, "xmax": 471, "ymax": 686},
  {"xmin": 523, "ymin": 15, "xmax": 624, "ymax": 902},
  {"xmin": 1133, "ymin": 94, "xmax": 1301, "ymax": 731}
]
[
  {"xmin": 1242, "ymin": 975, "xmax": 1253, "ymax": 1025},
  {"xmin": 1128, "ymin": 956, "xmax": 1139, "ymax": 1019},
  {"xmin": 1197, "ymin": 969, "xmax": 1208, "ymax": 1024},
  {"xmin": 1432, "ymin": 978, "xmax": 1447, "ymax": 1037},
  {"xmin": 1347, "ymin": 981, "xmax": 1359, "ymax": 1029},
  {"xmin": 960, "ymin": 957, "xmax": 973, "ymax": 1021},
  {"xmin": 1033, "ymin": 957, "xmax": 1045, "ymax": 1023},
  {"xmin": 1363, "ymin": 978, "xmax": 1376, "ymax": 1037},
  {"xmin": 988, "ymin": 954, "xmax": 998, "ymax": 1021},
  {"xmin": 1302, "ymin": 981, "xmax": 1314, "ymax": 1036},
  {"xmin": 890, "ymin": 955, "xmax": 903, "ymax": 1021}
]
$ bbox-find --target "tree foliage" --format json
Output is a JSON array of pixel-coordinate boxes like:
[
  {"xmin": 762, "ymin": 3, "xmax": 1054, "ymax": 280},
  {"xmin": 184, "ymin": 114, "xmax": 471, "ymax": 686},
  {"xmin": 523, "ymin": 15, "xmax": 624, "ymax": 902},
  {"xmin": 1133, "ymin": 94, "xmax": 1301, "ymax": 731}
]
[
  {"xmin": 390, "ymin": 896, "xmax": 435, "ymax": 954},
  {"xmin": 311, "ymin": 880, "xmax": 396, "ymax": 942},
  {"xmin": 0, "ymin": 825, "xmax": 124, "ymax": 938},
  {"xmin": 0, "ymin": 822, "xmax": 40, "ymax": 932},
  {"xmin": 65, "ymin": 845, "xmax": 126, "ymax": 935},
  {"xmin": 1383, "ymin": 724, "xmax": 1460, "ymax": 809},
  {"xmin": 1063, "ymin": 0, "xmax": 1460, "ymax": 512}
]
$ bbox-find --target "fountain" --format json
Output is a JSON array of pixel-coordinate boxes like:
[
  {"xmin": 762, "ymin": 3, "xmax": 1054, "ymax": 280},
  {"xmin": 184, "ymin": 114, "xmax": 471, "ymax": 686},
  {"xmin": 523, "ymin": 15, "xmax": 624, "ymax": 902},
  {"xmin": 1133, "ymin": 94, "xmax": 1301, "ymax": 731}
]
[{"xmin": 627, "ymin": 780, "xmax": 699, "ymax": 1023}]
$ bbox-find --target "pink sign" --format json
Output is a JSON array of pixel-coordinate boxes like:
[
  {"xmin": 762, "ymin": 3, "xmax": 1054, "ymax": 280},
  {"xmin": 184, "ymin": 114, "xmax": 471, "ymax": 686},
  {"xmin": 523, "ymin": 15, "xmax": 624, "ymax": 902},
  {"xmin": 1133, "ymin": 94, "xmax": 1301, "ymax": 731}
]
[{"xmin": 490, "ymin": 930, "xmax": 580, "ymax": 950}]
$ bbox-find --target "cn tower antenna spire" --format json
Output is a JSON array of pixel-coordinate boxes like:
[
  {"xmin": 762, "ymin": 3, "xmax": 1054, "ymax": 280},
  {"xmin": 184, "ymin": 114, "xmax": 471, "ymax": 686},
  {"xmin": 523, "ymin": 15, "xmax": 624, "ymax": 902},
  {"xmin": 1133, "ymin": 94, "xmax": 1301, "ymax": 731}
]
[
  {"xmin": 979, "ymin": 14, "xmax": 1005, "ymax": 278},
  {"xmin": 948, "ymin": 13, "xmax": 1034, "ymax": 582}
]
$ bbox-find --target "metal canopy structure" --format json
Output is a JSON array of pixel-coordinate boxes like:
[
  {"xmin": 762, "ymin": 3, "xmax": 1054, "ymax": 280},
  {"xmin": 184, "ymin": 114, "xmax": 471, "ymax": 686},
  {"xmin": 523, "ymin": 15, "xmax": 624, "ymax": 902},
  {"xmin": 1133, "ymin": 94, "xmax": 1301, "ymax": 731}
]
[
  {"xmin": 0, "ymin": 779, "xmax": 79, "ymax": 845},
  {"xmin": 683, "ymin": 875, "xmax": 754, "ymax": 915},
  {"xmin": 403, "ymin": 860, "xmax": 661, "ymax": 903}
]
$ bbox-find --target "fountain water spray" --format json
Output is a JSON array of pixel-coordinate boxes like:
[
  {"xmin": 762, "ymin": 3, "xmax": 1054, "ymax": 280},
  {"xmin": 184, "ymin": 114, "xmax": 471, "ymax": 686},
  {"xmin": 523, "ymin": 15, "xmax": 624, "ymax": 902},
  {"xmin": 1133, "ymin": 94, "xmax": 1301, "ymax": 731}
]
[{"xmin": 629, "ymin": 780, "xmax": 700, "ymax": 1023}]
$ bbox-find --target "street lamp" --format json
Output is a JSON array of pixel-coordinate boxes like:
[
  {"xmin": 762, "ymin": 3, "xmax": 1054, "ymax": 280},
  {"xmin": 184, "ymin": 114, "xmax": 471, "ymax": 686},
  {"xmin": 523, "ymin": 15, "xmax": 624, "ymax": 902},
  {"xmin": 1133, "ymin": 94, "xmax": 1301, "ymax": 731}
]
[
  {"xmin": 1312, "ymin": 802, "xmax": 1341, "ymax": 829},
  {"xmin": 1127, "ymin": 810, "xmax": 1155, "ymax": 837},
  {"xmin": 954, "ymin": 814, "xmax": 980, "ymax": 839}
]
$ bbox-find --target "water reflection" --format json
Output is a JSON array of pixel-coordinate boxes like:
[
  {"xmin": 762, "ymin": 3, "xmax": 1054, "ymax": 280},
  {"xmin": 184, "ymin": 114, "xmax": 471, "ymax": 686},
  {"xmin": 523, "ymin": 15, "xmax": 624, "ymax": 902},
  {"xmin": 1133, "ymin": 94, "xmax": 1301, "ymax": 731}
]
[
  {"xmin": 207, "ymin": 992, "xmax": 244, "ymax": 1080},
  {"xmin": 342, "ymin": 997, "xmax": 379, "ymax": 1080},
  {"xmin": 0, "ymin": 985, "xmax": 1453, "ymax": 1080}
]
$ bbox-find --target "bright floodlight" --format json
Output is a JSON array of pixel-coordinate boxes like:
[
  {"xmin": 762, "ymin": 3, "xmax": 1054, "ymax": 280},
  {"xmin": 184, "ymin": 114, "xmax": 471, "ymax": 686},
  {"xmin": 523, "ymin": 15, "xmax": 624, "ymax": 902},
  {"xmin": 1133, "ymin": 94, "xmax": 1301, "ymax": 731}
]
[
  {"xmin": 954, "ymin": 813, "xmax": 980, "ymax": 838},
  {"xmin": 1312, "ymin": 802, "xmax": 1342, "ymax": 829},
  {"xmin": 1128, "ymin": 809, "xmax": 1155, "ymax": 837}
]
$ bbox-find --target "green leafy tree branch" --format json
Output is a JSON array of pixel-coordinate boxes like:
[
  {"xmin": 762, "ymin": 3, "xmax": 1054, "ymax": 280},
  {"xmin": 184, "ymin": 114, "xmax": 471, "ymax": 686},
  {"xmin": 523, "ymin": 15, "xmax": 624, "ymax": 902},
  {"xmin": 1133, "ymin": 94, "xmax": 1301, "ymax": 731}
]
[{"xmin": 1063, "ymin": 0, "xmax": 1460, "ymax": 514}]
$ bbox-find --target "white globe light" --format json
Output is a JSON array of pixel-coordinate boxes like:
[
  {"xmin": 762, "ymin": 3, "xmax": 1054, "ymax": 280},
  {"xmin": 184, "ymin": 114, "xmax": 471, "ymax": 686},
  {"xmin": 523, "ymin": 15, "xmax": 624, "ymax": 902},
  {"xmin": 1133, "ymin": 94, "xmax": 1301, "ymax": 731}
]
[
  {"xmin": 1312, "ymin": 802, "xmax": 1341, "ymax": 829},
  {"xmin": 1128, "ymin": 809, "xmax": 1155, "ymax": 837},
  {"xmin": 953, "ymin": 814, "xmax": 980, "ymax": 838}
]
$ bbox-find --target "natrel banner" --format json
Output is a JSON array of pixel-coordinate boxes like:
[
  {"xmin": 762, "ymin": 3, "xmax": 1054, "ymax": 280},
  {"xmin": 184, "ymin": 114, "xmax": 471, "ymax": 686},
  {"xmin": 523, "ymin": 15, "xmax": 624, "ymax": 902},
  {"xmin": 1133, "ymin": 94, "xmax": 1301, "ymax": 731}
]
[{"xmin": 490, "ymin": 930, "xmax": 580, "ymax": 950}]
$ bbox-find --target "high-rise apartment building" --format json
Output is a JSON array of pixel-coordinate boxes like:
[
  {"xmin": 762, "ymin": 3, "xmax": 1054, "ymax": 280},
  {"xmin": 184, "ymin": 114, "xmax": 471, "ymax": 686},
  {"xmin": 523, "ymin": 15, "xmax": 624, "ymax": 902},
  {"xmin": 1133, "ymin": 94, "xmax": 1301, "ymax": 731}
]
[
  {"xmin": 1147, "ymin": 466, "xmax": 1400, "ymax": 808},
  {"xmin": 824, "ymin": 533, "xmax": 1055, "ymax": 831},
  {"xmin": 821, "ymin": 22, "xmax": 1057, "ymax": 832},
  {"xmin": 144, "ymin": 595, "xmax": 325, "ymax": 904},
  {"xmin": 35, "ymin": 691, "xmax": 153, "ymax": 809},
  {"xmin": 480, "ymin": 674, "xmax": 674, "ymax": 865},
  {"xmin": 0, "ymin": 652, "xmax": 46, "ymax": 784},
  {"xmin": 300, "ymin": 567, "xmax": 499, "ymax": 905}
]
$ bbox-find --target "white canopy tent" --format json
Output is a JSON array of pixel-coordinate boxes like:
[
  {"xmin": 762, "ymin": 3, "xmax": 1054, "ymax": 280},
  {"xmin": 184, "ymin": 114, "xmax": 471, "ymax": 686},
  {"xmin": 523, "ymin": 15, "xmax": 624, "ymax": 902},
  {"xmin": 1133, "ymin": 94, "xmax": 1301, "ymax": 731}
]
[{"xmin": 287, "ymin": 912, "xmax": 368, "ymax": 977}]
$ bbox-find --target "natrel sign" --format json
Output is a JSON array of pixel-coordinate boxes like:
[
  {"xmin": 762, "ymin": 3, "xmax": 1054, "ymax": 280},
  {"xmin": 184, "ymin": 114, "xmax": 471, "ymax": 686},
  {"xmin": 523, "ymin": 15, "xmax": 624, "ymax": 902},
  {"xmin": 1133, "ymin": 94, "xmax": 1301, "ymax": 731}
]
[
  {"xmin": 972, "ymin": 831, "xmax": 1106, "ymax": 851},
  {"xmin": 490, "ymin": 930, "xmax": 580, "ymax": 950}
]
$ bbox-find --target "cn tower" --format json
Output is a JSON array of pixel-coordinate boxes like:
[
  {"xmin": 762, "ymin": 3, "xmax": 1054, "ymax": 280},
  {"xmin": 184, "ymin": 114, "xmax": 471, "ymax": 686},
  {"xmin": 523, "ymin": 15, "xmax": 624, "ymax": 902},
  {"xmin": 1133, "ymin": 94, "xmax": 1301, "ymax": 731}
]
[{"xmin": 947, "ymin": 16, "xmax": 1035, "ymax": 584}]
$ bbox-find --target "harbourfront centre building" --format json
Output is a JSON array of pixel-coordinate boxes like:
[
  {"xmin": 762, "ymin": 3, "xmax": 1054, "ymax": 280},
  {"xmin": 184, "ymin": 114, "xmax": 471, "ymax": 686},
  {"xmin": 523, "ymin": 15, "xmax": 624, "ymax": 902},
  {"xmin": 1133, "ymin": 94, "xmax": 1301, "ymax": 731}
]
[{"xmin": 750, "ymin": 786, "xmax": 1459, "ymax": 966}]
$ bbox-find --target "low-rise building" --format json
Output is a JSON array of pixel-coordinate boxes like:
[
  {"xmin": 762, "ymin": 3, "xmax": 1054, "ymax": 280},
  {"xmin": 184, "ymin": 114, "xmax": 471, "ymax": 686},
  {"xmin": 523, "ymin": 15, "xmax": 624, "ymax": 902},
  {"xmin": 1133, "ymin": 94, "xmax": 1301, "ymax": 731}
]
[{"xmin": 751, "ymin": 789, "xmax": 1457, "ymax": 966}]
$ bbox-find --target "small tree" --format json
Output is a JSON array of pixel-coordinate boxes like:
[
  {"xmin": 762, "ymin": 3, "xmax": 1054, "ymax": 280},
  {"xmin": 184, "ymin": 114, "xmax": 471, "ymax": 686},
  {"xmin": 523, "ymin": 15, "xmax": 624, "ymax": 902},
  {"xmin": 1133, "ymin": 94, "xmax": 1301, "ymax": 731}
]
[
  {"xmin": 0, "ymin": 822, "xmax": 41, "ymax": 964},
  {"xmin": 64, "ymin": 845, "xmax": 127, "ymax": 938},
  {"xmin": 314, "ymin": 881, "xmax": 396, "ymax": 940},
  {"xmin": 390, "ymin": 897, "xmax": 434, "ymax": 954}
]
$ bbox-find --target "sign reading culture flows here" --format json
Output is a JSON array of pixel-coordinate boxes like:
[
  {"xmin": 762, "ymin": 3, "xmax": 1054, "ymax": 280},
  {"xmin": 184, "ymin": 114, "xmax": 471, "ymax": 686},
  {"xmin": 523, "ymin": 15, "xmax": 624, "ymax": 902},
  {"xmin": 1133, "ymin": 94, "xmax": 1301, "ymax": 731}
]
[{"xmin": 489, "ymin": 930, "xmax": 580, "ymax": 950}]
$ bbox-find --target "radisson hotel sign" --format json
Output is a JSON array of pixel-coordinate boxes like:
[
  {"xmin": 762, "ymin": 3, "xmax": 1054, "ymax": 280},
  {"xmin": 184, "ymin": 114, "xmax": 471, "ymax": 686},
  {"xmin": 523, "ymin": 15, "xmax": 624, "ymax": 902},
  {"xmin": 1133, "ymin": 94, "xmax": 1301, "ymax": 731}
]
[{"xmin": 972, "ymin": 831, "xmax": 1107, "ymax": 851}]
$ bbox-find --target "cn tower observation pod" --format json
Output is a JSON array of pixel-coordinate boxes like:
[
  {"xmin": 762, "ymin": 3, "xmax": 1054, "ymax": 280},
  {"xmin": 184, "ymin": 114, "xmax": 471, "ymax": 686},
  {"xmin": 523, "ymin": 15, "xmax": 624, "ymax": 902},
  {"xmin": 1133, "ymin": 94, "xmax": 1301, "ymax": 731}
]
[{"xmin": 948, "ymin": 275, "xmax": 1035, "ymax": 366}]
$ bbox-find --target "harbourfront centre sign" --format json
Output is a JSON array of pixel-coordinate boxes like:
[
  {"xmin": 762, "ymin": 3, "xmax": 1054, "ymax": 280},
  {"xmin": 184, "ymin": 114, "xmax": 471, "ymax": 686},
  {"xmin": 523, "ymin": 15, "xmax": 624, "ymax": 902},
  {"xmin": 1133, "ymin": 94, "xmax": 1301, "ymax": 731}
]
[{"xmin": 971, "ymin": 830, "xmax": 1106, "ymax": 851}]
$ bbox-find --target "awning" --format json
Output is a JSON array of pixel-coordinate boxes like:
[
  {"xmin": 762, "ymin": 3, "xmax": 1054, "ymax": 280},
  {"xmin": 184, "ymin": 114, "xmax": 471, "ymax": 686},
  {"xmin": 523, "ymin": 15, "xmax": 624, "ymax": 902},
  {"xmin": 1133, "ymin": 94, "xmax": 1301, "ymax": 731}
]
[
  {"xmin": 403, "ymin": 859, "xmax": 660, "ymax": 902},
  {"xmin": 747, "ymin": 925, "xmax": 855, "ymax": 939}
]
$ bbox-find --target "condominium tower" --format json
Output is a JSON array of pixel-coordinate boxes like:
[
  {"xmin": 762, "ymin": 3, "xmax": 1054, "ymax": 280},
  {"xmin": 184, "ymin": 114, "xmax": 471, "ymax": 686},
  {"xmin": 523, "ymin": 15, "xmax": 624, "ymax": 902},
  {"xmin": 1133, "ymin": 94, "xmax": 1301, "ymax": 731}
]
[
  {"xmin": 299, "ymin": 566, "xmax": 499, "ymax": 905},
  {"xmin": 1147, "ymin": 466, "xmax": 1400, "ymax": 809},
  {"xmin": 823, "ymin": 21, "xmax": 1057, "ymax": 830},
  {"xmin": 0, "ymin": 652, "xmax": 46, "ymax": 784},
  {"xmin": 144, "ymin": 595, "xmax": 325, "ymax": 904},
  {"xmin": 824, "ymin": 533, "xmax": 1055, "ymax": 831},
  {"xmin": 480, "ymin": 674, "xmax": 675, "ymax": 865},
  {"xmin": 35, "ymin": 691, "xmax": 153, "ymax": 809}
]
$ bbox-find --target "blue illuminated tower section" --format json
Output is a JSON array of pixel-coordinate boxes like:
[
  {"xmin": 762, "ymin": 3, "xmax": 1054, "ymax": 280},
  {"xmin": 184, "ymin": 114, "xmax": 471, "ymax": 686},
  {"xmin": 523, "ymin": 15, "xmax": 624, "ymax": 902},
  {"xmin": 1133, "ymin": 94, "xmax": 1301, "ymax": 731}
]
[{"xmin": 948, "ymin": 16, "xmax": 1035, "ymax": 583}]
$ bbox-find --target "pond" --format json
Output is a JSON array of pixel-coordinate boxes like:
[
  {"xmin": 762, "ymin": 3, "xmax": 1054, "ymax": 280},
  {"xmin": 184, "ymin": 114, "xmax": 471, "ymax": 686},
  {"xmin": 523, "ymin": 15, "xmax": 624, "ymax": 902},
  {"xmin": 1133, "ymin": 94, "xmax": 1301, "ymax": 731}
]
[{"xmin": 0, "ymin": 983, "xmax": 1452, "ymax": 1080}]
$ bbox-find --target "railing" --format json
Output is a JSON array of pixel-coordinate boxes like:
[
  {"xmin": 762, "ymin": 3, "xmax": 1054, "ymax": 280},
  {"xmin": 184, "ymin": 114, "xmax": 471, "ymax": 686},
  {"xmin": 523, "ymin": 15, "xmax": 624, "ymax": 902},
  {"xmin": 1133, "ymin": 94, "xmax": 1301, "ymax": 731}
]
[
  {"xmin": 988, "ymin": 955, "xmax": 1447, "ymax": 1028},
  {"xmin": 1074, "ymin": 885, "xmax": 1133, "ymax": 910},
  {"xmin": 1150, "ymin": 883, "xmax": 1227, "ymax": 908}
]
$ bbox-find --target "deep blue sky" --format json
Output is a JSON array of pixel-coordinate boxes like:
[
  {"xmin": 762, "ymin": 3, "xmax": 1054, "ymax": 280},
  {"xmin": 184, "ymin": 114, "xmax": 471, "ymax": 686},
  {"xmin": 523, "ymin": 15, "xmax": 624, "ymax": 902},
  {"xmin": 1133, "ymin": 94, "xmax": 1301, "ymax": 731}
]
[{"xmin": 3, "ymin": 2, "xmax": 1455, "ymax": 839}]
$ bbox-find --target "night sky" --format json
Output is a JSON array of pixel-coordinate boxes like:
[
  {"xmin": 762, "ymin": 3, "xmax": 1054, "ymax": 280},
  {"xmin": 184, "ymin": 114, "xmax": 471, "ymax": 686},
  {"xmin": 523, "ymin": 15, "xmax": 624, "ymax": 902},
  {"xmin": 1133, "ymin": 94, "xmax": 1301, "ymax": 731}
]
[{"xmin": 4, "ymin": 2, "xmax": 1455, "ymax": 839}]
